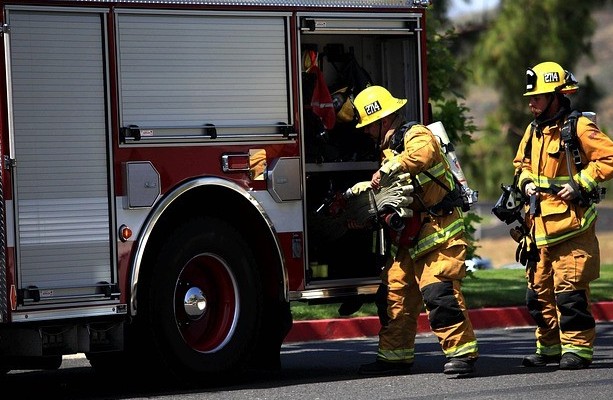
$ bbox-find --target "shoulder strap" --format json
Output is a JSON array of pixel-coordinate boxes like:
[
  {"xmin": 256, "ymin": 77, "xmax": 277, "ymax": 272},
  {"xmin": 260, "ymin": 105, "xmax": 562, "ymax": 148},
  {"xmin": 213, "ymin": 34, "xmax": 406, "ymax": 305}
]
[
  {"xmin": 422, "ymin": 169, "xmax": 452, "ymax": 192},
  {"xmin": 389, "ymin": 121, "xmax": 418, "ymax": 154},
  {"xmin": 421, "ymin": 169, "xmax": 469, "ymax": 214},
  {"xmin": 560, "ymin": 110, "xmax": 583, "ymax": 171},
  {"xmin": 523, "ymin": 122, "xmax": 536, "ymax": 160}
]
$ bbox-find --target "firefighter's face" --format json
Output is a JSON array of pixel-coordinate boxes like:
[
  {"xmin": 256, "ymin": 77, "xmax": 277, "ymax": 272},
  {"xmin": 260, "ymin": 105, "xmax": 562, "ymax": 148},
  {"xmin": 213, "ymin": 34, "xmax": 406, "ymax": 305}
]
[
  {"xmin": 363, "ymin": 120, "xmax": 380, "ymax": 140},
  {"xmin": 528, "ymin": 94, "xmax": 550, "ymax": 117},
  {"xmin": 363, "ymin": 119, "xmax": 383, "ymax": 143}
]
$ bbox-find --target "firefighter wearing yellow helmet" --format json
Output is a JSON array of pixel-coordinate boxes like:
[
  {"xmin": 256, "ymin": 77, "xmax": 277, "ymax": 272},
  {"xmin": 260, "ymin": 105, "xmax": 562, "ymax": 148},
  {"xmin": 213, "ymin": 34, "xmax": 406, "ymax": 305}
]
[
  {"xmin": 524, "ymin": 61, "xmax": 579, "ymax": 96},
  {"xmin": 513, "ymin": 61, "xmax": 613, "ymax": 369},
  {"xmin": 352, "ymin": 85, "xmax": 479, "ymax": 377},
  {"xmin": 354, "ymin": 85, "xmax": 407, "ymax": 128}
]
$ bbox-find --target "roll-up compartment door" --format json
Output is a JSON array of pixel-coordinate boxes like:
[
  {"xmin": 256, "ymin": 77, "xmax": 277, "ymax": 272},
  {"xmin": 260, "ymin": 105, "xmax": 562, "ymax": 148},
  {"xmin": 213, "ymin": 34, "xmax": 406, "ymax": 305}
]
[
  {"xmin": 7, "ymin": 8, "xmax": 115, "ymax": 304},
  {"xmin": 116, "ymin": 11, "xmax": 292, "ymax": 139}
]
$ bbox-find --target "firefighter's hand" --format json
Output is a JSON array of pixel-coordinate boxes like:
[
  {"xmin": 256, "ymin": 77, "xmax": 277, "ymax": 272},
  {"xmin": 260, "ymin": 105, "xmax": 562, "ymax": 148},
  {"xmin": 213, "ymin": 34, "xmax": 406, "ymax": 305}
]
[
  {"xmin": 348, "ymin": 181, "xmax": 372, "ymax": 197},
  {"xmin": 557, "ymin": 183, "xmax": 578, "ymax": 201},
  {"xmin": 515, "ymin": 235, "xmax": 539, "ymax": 266},
  {"xmin": 371, "ymin": 170, "xmax": 381, "ymax": 190},
  {"xmin": 524, "ymin": 182, "xmax": 537, "ymax": 197}
]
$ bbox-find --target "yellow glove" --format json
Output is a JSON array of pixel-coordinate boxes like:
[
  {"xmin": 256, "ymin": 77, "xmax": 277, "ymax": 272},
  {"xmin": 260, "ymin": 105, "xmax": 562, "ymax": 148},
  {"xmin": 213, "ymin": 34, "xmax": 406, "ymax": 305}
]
[
  {"xmin": 379, "ymin": 158, "xmax": 403, "ymax": 188},
  {"xmin": 348, "ymin": 181, "xmax": 372, "ymax": 196},
  {"xmin": 395, "ymin": 172, "xmax": 412, "ymax": 185},
  {"xmin": 379, "ymin": 159, "xmax": 402, "ymax": 176},
  {"xmin": 515, "ymin": 234, "xmax": 539, "ymax": 266}
]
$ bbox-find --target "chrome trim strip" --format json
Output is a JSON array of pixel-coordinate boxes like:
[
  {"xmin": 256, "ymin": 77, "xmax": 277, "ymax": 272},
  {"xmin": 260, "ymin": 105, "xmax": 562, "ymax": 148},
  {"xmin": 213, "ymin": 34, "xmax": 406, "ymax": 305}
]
[
  {"xmin": 290, "ymin": 281, "xmax": 380, "ymax": 301},
  {"xmin": 11, "ymin": 303, "xmax": 126, "ymax": 322},
  {"xmin": 37, "ymin": 0, "xmax": 424, "ymax": 8}
]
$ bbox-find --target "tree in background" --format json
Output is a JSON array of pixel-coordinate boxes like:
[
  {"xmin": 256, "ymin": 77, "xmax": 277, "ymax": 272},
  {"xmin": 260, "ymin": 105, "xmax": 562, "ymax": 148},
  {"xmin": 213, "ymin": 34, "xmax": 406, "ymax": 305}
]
[
  {"xmin": 427, "ymin": 1, "xmax": 476, "ymax": 142},
  {"xmin": 470, "ymin": 0, "xmax": 605, "ymax": 142},
  {"xmin": 427, "ymin": 1, "xmax": 481, "ymax": 258},
  {"xmin": 460, "ymin": 0, "xmax": 607, "ymax": 199}
]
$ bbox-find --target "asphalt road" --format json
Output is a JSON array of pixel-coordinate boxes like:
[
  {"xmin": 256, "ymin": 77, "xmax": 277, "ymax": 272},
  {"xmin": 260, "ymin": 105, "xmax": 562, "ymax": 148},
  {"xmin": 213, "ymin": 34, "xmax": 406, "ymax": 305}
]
[{"xmin": 4, "ymin": 323, "xmax": 613, "ymax": 399}]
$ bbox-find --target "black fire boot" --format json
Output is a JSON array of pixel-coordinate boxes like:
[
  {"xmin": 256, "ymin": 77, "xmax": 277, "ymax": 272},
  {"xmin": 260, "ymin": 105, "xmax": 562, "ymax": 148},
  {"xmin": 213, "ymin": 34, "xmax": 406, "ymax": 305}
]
[
  {"xmin": 521, "ymin": 353, "xmax": 561, "ymax": 367},
  {"xmin": 443, "ymin": 356, "xmax": 477, "ymax": 377},
  {"xmin": 559, "ymin": 353, "xmax": 591, "ymax": 370}
]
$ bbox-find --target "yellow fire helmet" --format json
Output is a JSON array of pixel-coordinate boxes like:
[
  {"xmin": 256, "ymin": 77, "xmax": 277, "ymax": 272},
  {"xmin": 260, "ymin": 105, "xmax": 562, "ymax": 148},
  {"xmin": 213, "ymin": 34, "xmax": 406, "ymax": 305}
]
[
  {"xmin": 353, "ymin": 85, "xmax": 407, "ymax": 128},
  {"xmin": 524, "ymin": 61, "xmax": 579, "ymax": 96}
]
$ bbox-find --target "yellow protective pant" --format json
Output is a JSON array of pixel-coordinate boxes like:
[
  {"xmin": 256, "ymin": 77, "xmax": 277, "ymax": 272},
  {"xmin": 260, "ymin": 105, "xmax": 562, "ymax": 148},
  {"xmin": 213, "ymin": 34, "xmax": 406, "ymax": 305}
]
[
  {"xmin": 526, "ymin": 224, "xmax": 600, "ymax": 360},
  {"xmin": 377, "ymin": 236, "xmax": 478, "ymax": 362}
]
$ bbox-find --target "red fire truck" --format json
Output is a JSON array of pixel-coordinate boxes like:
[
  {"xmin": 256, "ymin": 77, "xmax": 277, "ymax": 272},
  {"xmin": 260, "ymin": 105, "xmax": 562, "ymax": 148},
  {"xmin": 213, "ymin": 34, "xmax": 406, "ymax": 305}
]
[{"xmin": 0, "ymin": 0, "xmax": 432, "ymax": 381}]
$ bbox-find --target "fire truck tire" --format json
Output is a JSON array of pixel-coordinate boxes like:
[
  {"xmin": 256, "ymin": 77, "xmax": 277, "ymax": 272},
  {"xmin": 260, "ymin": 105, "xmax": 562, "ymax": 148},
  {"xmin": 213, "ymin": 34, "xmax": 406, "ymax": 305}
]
[{"xmin": 144, "ymin": 217, "xmax": 263, "ymax": 381}]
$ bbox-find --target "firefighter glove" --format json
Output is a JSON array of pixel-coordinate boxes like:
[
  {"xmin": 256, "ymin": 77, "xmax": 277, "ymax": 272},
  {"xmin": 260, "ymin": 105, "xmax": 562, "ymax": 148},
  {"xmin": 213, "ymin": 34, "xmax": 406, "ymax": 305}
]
[
  {"xmin": 515, "ymin": 234, "xmax": 539, "ymax": 266},
  {"xmin": 559, "ymin": 182, "xmax": 579, "ymax": 199},
  {"xmin": 396, "ymin": 206, "xmax": 413, "ymax": 218},
  {"xmin": 524, "ymin": 181, "xmax": 537, "ymax": 197},
  {"xmin": 374, "ymin": 177, "xmax": 414, "ymax": 210},
  {"xmin": 378, "ymin": 158, "xmax": 403, "ymax": 187},
  {"xmin": 347, "ymin": 181, "xmax": 372, "ymax": 197}
]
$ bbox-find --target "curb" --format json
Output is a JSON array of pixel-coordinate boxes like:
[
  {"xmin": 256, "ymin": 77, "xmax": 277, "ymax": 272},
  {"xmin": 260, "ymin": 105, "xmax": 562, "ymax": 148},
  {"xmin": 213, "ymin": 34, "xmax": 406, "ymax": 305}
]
[{"xmin": 284, "ymin": 301, "xmax": 613, "ymax": 343}]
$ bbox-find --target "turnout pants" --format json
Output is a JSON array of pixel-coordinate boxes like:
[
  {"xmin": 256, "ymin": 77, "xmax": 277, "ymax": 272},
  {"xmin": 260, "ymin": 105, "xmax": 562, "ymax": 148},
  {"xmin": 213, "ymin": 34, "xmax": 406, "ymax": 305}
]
[
  {"xmin": 377, "ymin": 236, "xmax": 478, "ymax": 362},
  {"xmin": 526, "ymin": 224, "xmax": 600, "ymax": 360}
]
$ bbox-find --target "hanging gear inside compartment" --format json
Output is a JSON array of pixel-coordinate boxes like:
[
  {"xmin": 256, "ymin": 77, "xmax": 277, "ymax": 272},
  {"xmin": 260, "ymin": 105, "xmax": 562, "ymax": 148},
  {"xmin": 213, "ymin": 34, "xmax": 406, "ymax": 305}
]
[
  {"xmin": 303, "ymin": 49, "xmax": 336, "ymax": 130},
  {"xmin": 303, "ymin": 47, "xmax": 338, "ymax": 163},
  {"xmin": 324, "ymin": 43, "xmax": 373, "ymax": 102},
  {"xmin": 324, "ymin": 44, "xmax": 377, "ymax": 162}
]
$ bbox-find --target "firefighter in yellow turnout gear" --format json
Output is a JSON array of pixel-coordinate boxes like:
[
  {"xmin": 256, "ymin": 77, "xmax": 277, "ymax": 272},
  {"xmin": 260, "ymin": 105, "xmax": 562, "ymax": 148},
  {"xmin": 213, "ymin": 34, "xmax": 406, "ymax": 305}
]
[
  {"xmin": 514, "ymin": 61, "xmax": 613, "ymax": 369},
  {"xmin": 353, "ymin": 86, "xmax": 479, "ymax": 376}
]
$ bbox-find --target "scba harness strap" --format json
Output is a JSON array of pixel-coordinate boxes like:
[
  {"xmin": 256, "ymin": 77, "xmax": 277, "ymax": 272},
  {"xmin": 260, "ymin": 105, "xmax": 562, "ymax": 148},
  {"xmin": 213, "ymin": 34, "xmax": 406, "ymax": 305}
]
[
  {"xmin": 560, "ymin": 110, "xmax": 583, "ymax": 172},
  {"xmin": 389, "ymin": 122, "xmax": 470, "ymax": 216},
  {"xmin": 524, "ymin": 110, "xmax": 582, "ymax": 170},
  {"xmin": 422, "ymin": 170, "xmax": 468, "ymax": 215}
]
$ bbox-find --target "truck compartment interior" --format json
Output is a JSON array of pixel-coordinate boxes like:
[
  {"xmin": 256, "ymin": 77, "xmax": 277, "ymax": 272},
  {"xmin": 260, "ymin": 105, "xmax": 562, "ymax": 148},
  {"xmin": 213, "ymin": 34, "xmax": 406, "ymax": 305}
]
[{"xmin": 301, "ymin": 30, "xmax": 420, "ymax": 285}]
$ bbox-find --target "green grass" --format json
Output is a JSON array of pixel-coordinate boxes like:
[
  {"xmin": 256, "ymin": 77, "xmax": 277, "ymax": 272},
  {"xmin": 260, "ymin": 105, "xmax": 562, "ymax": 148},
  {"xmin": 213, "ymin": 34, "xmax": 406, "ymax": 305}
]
[{"xmin": 290, "ymin": 264, "xmax": 613, "ymax": 320}]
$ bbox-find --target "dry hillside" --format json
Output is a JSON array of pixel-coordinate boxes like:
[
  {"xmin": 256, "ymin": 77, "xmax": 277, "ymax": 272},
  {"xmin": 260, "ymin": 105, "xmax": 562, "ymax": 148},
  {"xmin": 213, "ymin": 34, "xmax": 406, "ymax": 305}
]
[{"xmin": 577, "ymin": 3, "xmax": 613, "ymax": 131}]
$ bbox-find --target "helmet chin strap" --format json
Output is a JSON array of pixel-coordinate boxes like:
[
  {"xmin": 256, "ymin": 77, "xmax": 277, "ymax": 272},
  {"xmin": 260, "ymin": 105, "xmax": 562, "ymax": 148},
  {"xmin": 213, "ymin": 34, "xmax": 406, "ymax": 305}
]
[
  {"xmin": 535, "ymin": 93, "xmax": 556, "ymax": 125},
  {"xmin": 373, "ymin": 113, "xmax": 403, "ymax": 155},
  {"xmin": 379, "ymin": 114, "xmax": 403, "ymax": 149},
  {"xmin": 535, "ymin": 93, "xmax": 571, "ymax": 128},
  {"xmin": 375, "ymin": 121, "xmax": 383, "ymax": 155}
]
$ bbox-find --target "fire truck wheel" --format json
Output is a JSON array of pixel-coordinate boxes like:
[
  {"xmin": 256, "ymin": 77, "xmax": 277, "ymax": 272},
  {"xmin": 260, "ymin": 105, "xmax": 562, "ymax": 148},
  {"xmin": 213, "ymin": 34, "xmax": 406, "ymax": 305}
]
[{"xmin": 145, "ymin": 217, "xmax": 263, "ymax": 381}]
